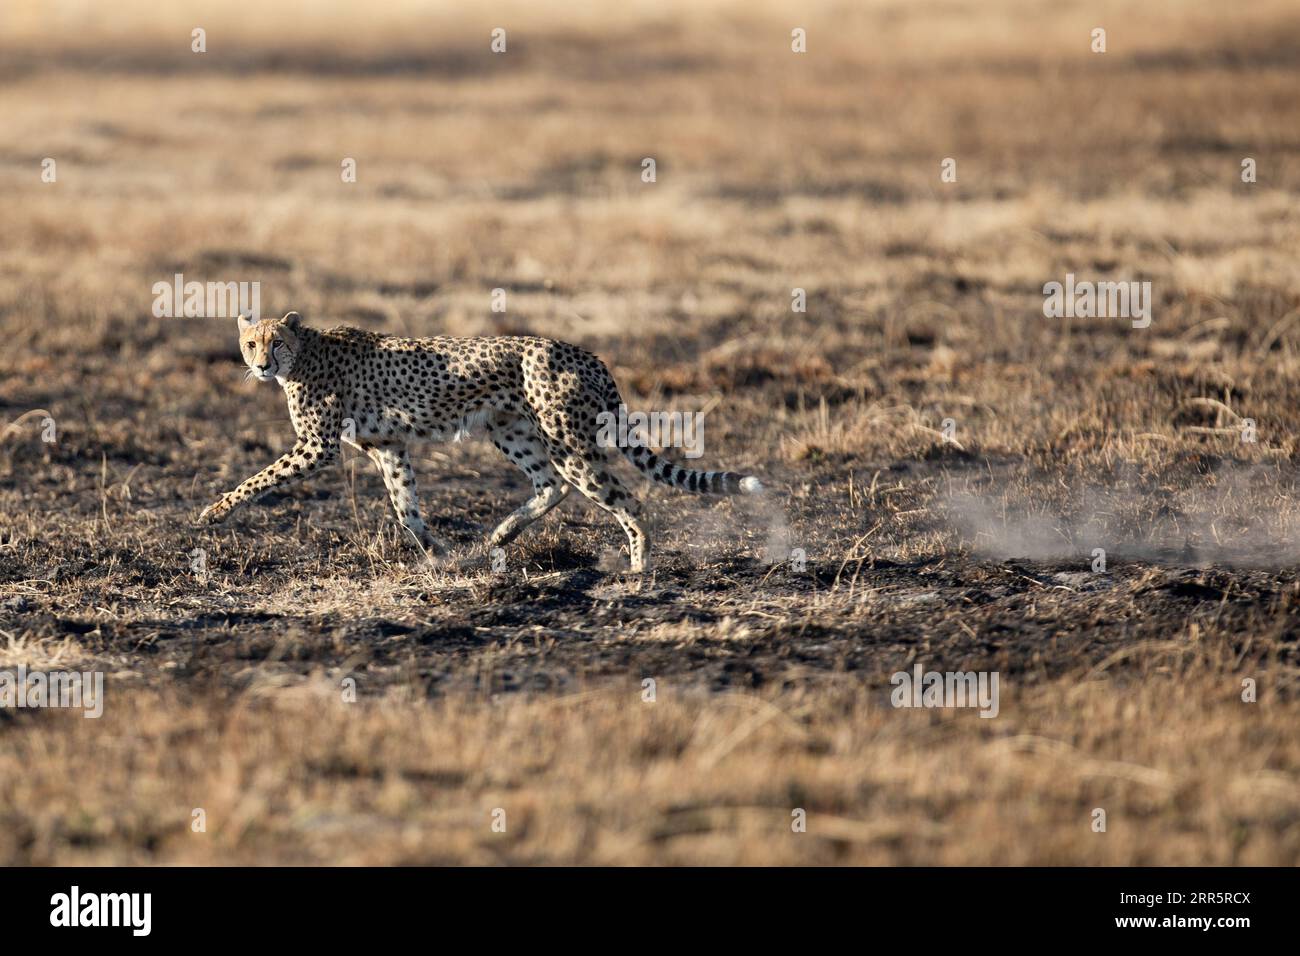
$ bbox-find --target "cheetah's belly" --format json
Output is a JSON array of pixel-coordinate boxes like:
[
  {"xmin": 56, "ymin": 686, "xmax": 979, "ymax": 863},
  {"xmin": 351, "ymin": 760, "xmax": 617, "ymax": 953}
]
[{"xmin": 344, "ymin": 390, "xmax": 493, "ymax": 445}]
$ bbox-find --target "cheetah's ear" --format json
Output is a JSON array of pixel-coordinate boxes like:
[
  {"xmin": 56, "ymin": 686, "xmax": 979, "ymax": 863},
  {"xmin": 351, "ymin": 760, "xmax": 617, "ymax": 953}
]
[
  {"xmin": 281, "ymin": 311, "xmax": 302, "ymax": 329},
  {"xmin": 237, "ymin": 313, "xmax": 255, "ymax": 332}
]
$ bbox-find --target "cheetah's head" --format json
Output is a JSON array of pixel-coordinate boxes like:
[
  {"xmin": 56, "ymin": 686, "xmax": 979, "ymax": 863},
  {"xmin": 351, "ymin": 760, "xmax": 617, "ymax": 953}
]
[{"xmin": 237, "ymin": 311, "xmax": 302, "ymax": 382}]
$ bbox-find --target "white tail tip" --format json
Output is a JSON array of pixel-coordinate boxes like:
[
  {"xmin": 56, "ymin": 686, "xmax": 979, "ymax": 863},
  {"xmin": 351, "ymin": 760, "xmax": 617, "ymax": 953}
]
[{"xmin": 740, "ymin": 476, "xmax": 764, "ymax": 494}]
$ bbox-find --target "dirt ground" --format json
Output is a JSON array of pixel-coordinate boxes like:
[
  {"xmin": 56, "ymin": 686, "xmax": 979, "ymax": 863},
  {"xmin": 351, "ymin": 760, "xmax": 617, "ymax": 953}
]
[{"xmin": 1, "ymin": 0, "xmax": 1298, "ymax": 865}]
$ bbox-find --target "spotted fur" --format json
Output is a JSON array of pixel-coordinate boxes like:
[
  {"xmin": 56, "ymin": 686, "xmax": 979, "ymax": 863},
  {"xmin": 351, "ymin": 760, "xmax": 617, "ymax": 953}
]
[{"xmin": 197, "ymin": 312, "xmax": 763, "ymax": 571}]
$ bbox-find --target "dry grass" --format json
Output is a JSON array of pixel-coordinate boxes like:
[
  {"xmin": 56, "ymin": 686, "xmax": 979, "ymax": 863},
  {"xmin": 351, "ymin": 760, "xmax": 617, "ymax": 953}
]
[
  {"xmin": 1, "ymin": 0, "xmax": 1299, "ymax": 864},
  {"xmin": 4, "ymin": 663, "xmax": 1296, "ymax": 866}
]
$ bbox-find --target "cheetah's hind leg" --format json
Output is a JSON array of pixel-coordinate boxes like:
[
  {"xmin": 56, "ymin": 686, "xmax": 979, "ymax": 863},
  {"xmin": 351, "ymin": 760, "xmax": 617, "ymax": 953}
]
[
  {"xmin": 485, "ymin": 416, "xmax": 571, "ymax": 550},
  {"xmin": 547, "ymin": 447, "xmax": 649, "ymax": 574}
]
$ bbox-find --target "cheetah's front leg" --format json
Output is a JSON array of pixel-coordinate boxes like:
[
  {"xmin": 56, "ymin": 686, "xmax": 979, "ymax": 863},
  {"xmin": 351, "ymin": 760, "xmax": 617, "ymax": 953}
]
[
  {"xmin": 366, "ymin": 445, "xmax": 447, "ymax": 555},
  {"xmin": 198, "ymin": 439, "xmax": 337, "ymax": 524}
]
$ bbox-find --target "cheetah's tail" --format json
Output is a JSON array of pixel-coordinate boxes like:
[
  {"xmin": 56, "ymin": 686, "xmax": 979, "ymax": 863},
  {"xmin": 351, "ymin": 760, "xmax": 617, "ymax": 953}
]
[{"xmin": 620, "ymin": 445, "xmax": 763, "ymax": 496}]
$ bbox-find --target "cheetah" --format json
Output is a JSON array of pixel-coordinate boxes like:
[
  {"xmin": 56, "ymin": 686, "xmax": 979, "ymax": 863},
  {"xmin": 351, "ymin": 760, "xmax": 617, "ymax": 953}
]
[{"xmin": 197, "ymin": 312, "xmax": 763, "ymax": 572}]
